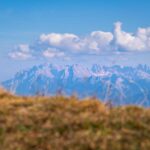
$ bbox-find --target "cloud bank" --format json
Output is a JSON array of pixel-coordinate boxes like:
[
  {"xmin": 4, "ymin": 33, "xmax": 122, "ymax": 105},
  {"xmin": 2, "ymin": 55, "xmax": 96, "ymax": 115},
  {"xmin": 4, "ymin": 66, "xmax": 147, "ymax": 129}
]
[{"xmin": 9, "ymin": 22, "xmax": 150, "ymax": 60}]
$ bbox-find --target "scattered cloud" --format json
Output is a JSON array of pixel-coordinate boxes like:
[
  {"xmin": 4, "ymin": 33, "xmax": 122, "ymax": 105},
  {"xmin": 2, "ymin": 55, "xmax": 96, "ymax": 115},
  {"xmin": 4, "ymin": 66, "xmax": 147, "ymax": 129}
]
[
  {"xmin": 9, "ymin": 22, "xmax": 150, "ymax": 60},
  {"xmin": 8, "ymin": 44, "xmax": 32, "ymax": 60},
  {"xmin": 43, "ymin": 48, "xmax": 65, "ymax": 58}
]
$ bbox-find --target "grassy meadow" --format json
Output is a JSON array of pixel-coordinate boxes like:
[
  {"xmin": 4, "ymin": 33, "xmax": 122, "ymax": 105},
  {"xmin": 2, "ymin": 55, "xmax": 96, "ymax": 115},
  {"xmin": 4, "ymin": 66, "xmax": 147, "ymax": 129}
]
[{"xmin": 0, "ymin": 88, "xmax": 150, "ymax": 150}]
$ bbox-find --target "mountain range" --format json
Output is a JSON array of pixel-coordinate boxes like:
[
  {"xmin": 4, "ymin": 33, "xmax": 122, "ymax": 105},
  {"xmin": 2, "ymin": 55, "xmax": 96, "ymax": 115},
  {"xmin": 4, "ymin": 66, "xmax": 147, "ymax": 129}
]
[{"xmin": 2, "ymin": 64, "xmax": 150, "ymax": 106}]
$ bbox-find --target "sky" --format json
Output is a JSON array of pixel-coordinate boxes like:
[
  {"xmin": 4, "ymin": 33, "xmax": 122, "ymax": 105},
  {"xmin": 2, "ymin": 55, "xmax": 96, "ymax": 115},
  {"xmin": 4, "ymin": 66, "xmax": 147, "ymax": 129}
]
[{"xmin": 0, "ymin": 0, "xmax": 150, "ymax": 82}]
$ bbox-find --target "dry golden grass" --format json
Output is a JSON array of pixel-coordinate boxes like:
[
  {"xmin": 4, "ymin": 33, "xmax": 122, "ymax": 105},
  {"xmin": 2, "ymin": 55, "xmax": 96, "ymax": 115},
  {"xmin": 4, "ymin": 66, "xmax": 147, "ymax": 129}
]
[{"xmin": 0, "ymin": 89, "xmax": 150, "ymax": 150}]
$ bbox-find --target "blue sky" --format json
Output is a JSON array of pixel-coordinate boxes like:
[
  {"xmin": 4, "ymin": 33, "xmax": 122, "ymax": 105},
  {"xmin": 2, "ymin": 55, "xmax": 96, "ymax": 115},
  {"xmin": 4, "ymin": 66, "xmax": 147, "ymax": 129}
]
[{"xmin": 1, "ymin": 0, "xmax": 150, "ymax": 82}]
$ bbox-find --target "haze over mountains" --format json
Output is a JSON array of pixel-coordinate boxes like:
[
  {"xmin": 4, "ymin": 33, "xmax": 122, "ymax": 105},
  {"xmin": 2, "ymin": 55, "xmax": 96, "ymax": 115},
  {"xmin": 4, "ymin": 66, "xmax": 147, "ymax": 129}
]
[{"xmin": 2, "ymin": 64, "xmax": 150, "ymax": 106}]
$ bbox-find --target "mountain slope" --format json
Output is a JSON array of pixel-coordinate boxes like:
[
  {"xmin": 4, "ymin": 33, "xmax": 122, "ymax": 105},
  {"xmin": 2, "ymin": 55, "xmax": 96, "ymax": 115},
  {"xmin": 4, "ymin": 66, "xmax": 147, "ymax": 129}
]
[{"xmin": 2, "ymin": 64, "xmax": 150, "ymax": 106}]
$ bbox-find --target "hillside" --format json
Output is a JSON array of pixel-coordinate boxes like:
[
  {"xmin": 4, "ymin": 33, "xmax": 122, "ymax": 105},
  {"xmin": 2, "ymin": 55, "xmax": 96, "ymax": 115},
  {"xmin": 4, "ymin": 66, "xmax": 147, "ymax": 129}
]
[{"xmin": 0, "ymin": 89, "xmax": 150, "ymax": 150}]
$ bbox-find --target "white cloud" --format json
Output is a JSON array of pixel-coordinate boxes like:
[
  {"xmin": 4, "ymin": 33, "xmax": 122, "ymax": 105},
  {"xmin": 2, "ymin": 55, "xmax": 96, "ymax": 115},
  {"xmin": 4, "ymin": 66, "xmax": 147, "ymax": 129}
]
[
  {"xmin": 9, "ymin": 44, "xmax": 32, "ymax": 60},
  {"xmin": 9, "ymin": 22, "xmax": 150, "ymax": 60},
  {"xmin": 17, "ymin": 44, "xmax": 30, "ymax": 52},
  {"xmin": 87, "ymin": 31, "xmax": 113, "ymax": 52},
  {"xmin": 9, "ymin": 51, "xmax": 32, "ymax": 60},
  {"xmin": 114, "ymin": 22, "xmax": 150, "ymax": 51},
  {"xmin": 43, "ymin": 48, "xmax": 65, "ymax": 58},
  {"xmin": 39, "ymin": 31, "xmax": 114, "ymax": 54},
  {"xmin": 40, "ymin": 33, "xmax": 81, "ymax": 50}
]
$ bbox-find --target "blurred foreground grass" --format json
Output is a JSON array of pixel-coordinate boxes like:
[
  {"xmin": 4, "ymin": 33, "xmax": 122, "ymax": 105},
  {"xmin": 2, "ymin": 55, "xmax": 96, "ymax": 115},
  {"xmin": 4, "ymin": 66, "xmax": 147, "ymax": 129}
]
[{"xmin": 0, "ymin": 89, "xmax": 150, "ymax": 150}]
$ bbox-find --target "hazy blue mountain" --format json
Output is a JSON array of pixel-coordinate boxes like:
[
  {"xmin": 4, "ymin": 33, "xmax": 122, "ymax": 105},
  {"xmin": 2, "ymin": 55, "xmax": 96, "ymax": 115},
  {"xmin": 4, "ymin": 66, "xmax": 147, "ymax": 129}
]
[{"xmin": 2, "ymin": 64, "xmax": 150, "ymax": 106}]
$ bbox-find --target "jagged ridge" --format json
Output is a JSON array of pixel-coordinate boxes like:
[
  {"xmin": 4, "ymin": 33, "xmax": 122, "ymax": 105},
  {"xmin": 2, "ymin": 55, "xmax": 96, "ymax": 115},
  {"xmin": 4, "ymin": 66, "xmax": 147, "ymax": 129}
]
[{"xmin": 2, "ymin": 64, "xmax": 150, "ymax": 106}]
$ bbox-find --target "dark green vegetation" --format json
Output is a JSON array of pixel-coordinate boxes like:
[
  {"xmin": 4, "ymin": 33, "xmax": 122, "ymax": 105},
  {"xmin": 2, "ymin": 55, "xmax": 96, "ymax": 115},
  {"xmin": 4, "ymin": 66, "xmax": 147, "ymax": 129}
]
[{"xmin": 0, "ymin": 89, "xmax": 150, "ymax": 150}]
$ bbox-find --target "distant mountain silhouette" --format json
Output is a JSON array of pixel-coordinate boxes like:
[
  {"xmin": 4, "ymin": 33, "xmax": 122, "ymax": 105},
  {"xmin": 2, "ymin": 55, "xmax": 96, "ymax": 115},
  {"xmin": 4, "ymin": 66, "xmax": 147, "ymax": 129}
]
[{"xmin": 2, "ymin": 64, "xmax": 150, "ymax": 106}]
